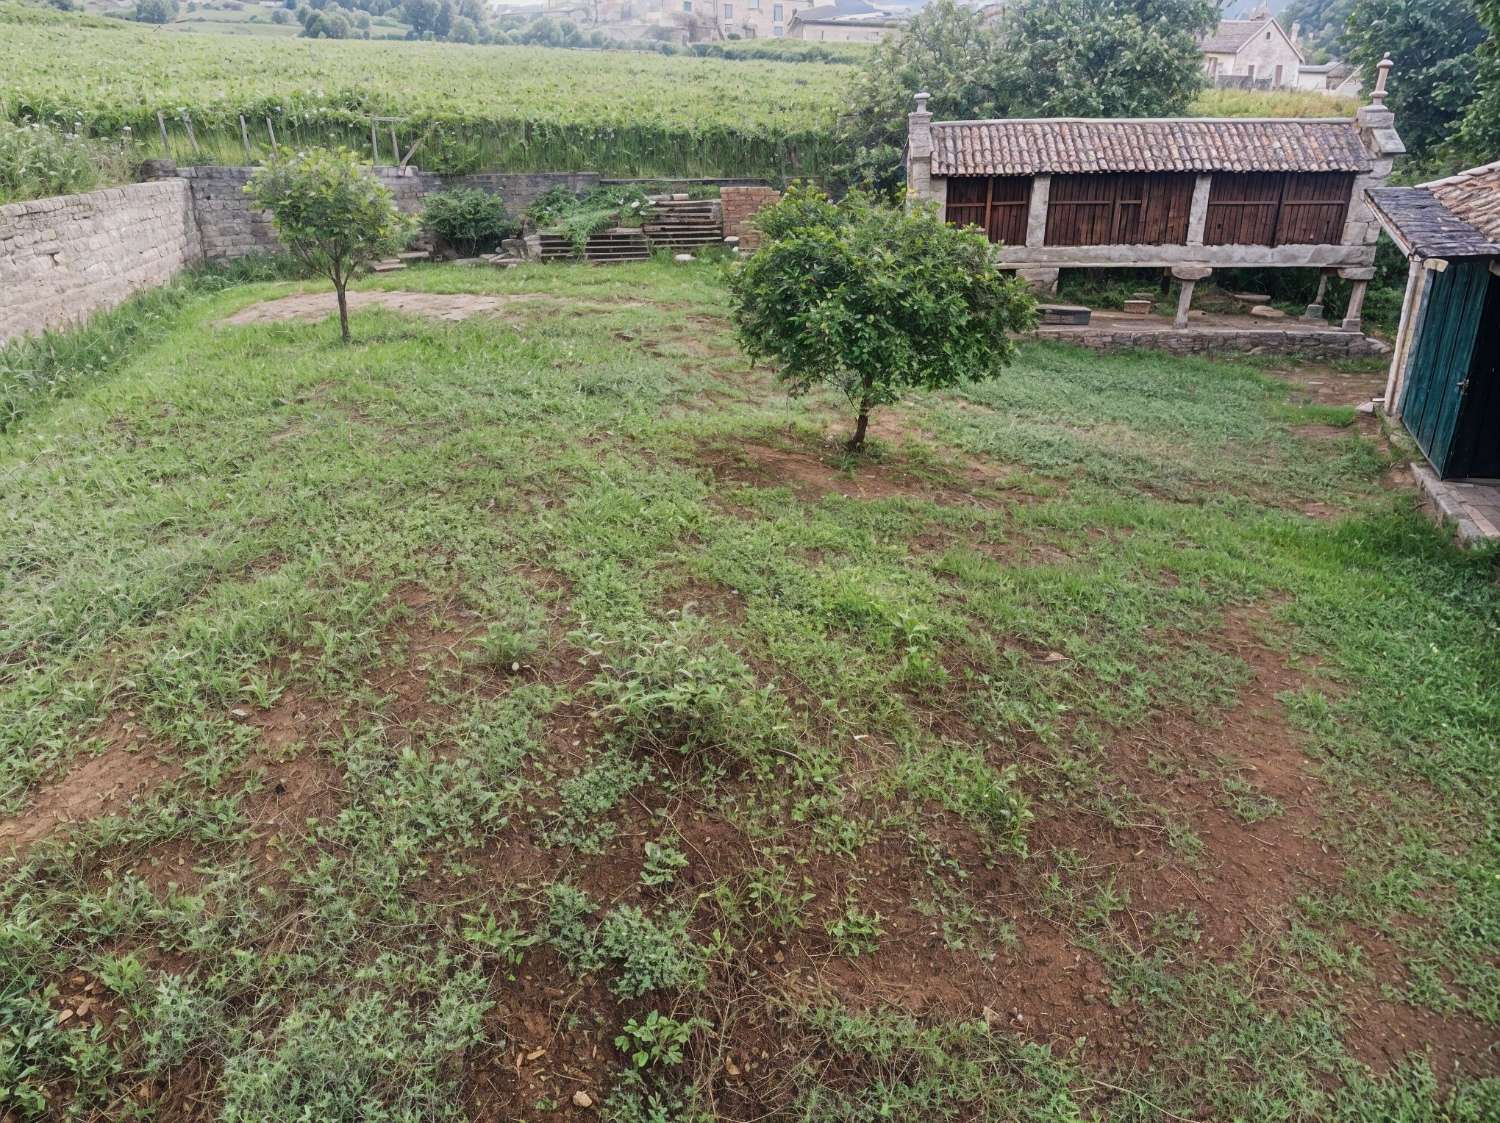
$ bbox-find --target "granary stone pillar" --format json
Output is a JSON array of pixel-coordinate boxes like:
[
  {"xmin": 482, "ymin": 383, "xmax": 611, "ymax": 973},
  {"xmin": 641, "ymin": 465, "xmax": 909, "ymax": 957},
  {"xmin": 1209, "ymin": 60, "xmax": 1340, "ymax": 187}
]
[
  {"xmin": 1186, "ymin": 174, "xmax": 1213, "ymax": 246},
  {"xmin": 906, "ymin": 92, "xmax": 935, "ymax": 208},
  {"xmin": 1019, "ymin": 267, "xmax": 1061, "ymax": 295},
  {"xmin": 1171, "ymin": 265, "xmax": 1212, "ymax": 328},
  {"xmin": 1339, "ymin": 265, "xmax": 1375, "ymax": 331},
  {"xmin": 1304, "ymin": 270, "xmax": 1331, "ymax": 320},
  {"xmin": 1025, "ymin": 175, "xmax": 1051, "ymax": 247}
]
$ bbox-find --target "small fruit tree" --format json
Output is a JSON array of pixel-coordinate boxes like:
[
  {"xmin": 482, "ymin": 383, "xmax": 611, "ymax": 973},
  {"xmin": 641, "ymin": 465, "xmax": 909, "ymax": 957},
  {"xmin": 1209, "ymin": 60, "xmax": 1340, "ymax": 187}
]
[
  {"xmin": 726, "ymin": 186, "xmax": 1036, "ymax": 450},
  {"xmin": 246, "ymin": 148, "xmax": 414, "ymax": 343}
]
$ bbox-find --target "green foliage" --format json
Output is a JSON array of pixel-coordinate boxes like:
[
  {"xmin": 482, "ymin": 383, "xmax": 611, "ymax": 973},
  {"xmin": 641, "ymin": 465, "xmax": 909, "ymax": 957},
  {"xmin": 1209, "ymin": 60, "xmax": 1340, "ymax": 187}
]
[
  {"xmin": 132, "ymin": 0, "xmax": 178, "ymax": 23},
  {"xmin": 1456, "ymin": 0, "xmax": 1500, "ymax": 165},
  {"xmin": 246, "ymin": 147, "xmax": 413, "ymax": 340},
  {"xmin": 541, "ymin": 885, "xmax": 705, "ymax": 997},
  {"xmin": 219, "ymin": 977, "xmax": 488, "ymax": 1123},
  {"xmin": 727, "ymin": 186, "xmax": 1036, "ymax": 448},
  {"xmin": 613, "ymin": 1011, "xmax": 706, "ymax": 1068},
  {"xmin": 640, "ymin": 840, "xmax": 690, "ymax": 888},
  {"xmin": 525, "ymin": 184, "xmax": 652, "ymax": 254},
  {"xmin": 1344, "ymin": 0, "xmax": 1485, "ymax": 165},
  {"xmin": 587, "ymin": 621, "xmax": 785, "ymax": 766},
  {"xmin": 835, "ymin": 0, "xmax": 1216, "ymax": 188},
  {"xmin": 826, "ymin": 894, "xmax": 884, "ymax": 957},
  {"xmin": 420, "ymin": 187, "xmax": 517, "ymax": 255},
  {"xmin": 0, "ymin": 118, "xmax": 128, "ymax": 204}
]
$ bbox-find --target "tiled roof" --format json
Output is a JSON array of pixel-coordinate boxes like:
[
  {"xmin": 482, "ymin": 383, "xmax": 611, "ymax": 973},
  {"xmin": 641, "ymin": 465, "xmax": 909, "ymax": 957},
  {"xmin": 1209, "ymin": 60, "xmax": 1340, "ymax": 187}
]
[
  {"xmin": 1367, "ymin": 161, "xmax": 1500, "ymax": 258},
  {"xmin": 929, "ymin": 119, "xmax": 1372, "ymax": 176},
  {"xmin": 1200, "ymin": 19, "xmax": 1271, "ymax": 54}
]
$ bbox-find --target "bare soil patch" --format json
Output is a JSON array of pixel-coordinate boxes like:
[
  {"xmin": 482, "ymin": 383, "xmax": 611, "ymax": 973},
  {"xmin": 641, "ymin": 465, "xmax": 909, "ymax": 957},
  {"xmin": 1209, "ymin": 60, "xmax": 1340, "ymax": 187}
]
[
  {"xmin": 220, "ymin": 291, "xmax": 655, "ymax": 328},
  {"xmin": 0, "ymin": 713, "xmax": 180, "ymax": 852}
]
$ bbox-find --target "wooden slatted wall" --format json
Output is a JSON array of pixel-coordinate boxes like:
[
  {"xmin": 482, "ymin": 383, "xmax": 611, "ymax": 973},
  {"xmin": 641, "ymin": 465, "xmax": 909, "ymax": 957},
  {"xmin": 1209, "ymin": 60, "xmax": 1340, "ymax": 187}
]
[
  {"xmin": 1043, "ymin": 173, "xmax": 1194, "ymax": 247},
  {"xmin": 1204, "ymin": 172, "xmax": 1354, "ymax": 247},
  {"xmin": 944, "ymin": 176, "xmax": 1032, "ymax": 246}
]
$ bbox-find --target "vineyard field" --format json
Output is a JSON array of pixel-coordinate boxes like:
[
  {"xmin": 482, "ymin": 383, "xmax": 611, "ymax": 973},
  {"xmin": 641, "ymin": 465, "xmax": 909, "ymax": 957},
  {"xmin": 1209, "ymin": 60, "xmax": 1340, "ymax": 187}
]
[{"xmin": 0, "ymin": 8, "xmax": 853, "ymax": 177}]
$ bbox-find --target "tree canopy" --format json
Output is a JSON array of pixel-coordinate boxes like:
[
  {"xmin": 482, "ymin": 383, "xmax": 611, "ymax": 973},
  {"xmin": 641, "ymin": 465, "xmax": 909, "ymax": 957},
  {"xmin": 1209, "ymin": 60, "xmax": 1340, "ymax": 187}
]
[
  {"xmin": 726, "ymin": 187, "xmax": 1037, "ymax": 450},
  {"xmin": 245, "ymin": 148, "xmax": 413, "ymax": 343},
  {"xmin": 1345, "ymin": 0, "xmax": 1485, "ymax": 167},
  {"xmin": 835, "ymin": 0, "xmax": 1217, "ymax": 192}
]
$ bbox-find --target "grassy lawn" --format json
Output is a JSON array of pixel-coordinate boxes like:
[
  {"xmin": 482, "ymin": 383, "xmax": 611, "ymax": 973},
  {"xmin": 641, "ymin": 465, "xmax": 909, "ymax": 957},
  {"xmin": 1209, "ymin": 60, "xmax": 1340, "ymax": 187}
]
[{"xmin": 1, "ymin": 261, "xmax": 1496, "ymax": 1121}]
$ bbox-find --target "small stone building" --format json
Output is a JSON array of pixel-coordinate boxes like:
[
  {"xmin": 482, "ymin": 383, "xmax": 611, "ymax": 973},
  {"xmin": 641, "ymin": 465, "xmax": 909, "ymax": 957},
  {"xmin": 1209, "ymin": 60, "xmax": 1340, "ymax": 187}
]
[
  {"xmin": 905, "ymin": 59, "xmax": 1404, "ymax": 329},
  {"xmin": 1200, "ymin": 11, "xmax": 1304, "ymax": 88}
]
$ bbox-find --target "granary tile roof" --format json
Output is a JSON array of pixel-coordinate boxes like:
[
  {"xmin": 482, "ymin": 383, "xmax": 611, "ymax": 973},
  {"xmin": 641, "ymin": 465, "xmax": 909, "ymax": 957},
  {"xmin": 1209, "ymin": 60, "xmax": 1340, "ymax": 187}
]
[
  {"xmin": 928, "ymin": 118, "xmax": 1372, "ymax": 177},
  {"xmin": 1367, "ymin": 160, "xmax": 1500, "ymax": 258}
]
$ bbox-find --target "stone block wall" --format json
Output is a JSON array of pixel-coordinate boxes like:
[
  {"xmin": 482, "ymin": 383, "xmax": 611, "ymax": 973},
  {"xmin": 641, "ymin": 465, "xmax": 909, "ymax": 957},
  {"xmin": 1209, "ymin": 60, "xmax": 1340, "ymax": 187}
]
[
  {"xmin": 1035, "ymin": 325, "xmax": 1390, "ymax": 359},
  {"xmin": 720, "ymin": 186, "xmax": 782, "ymax": 250},
  {"xmin": 0, "ymin": 179, "xmax": 201, "ymax": 345}
]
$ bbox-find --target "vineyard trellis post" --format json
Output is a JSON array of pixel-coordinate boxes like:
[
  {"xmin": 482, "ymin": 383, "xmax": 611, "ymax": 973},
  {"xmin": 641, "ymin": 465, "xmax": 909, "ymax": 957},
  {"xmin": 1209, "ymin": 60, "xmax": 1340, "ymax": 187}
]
[
  {"xmin": 180, "ymin": 111, "xmax": 200, "ymax": 156},
  {"xmin": 156, "ymin": 111, "xmax": 170, "ymax": 157},
  {"xmin": 239, "ymin": 115, "xmax": 253, "ymax": 162},
  {"xmin": 265, "ymin": 116, "xmax": 278, "ymax": 155}
]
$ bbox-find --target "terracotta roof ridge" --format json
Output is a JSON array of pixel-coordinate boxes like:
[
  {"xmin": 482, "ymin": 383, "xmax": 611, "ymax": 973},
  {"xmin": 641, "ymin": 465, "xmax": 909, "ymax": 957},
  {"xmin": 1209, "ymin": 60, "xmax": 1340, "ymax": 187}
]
[{"xmin": 1419, "ymin": 159, "xmax": 1500, "ymax": 189}]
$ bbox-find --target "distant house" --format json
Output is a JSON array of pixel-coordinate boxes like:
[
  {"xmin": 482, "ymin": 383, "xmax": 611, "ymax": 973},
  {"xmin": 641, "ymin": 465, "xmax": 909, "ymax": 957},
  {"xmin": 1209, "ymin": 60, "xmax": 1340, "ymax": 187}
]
[
  {"xmin": 904, "ymin": 58, "xmax": 1406, "ymax": 329},
  {"xmin": 787, "ymin": 1, "xmax": 904, "ymax": 41},
  {"xmin": 719, "ymin": 0, "xmax": 815, "ymax": 38},
  {"xmin": 1200, "ymin": 10, "xmax": 1304, "ymax": 89},
  {"xmin": 1294, "ymin": 61, "xmax": 1363, "ymax": 100},
  {"xmin": 1368, "ymin": 161, "xmax": 1500, "ymax": 480}
]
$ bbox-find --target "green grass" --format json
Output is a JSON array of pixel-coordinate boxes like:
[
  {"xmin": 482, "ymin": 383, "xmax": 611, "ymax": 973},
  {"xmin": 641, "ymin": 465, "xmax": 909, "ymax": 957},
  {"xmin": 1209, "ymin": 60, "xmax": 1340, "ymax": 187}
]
[{"xmin": 0, "ymin": 261, "xmax": 1496, "ymax": 1121}]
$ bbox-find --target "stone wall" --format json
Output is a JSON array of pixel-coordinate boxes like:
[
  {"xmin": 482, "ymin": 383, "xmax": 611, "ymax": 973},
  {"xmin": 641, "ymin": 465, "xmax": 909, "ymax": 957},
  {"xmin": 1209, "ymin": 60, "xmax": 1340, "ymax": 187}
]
[
  {"xmin": 0, "ymin": 179, "xmax": 201, "ymax": 345},
  {"xmin": 720, "ymin": 185, "xmax": 782, "ymax": 250},
  {"xmin": 181, "ymin": 165, "xmax": 439, "ymax": 262},
  {"xmin": 1035, "ymin": 325, "xmax": 1390, "ymax": 358}
]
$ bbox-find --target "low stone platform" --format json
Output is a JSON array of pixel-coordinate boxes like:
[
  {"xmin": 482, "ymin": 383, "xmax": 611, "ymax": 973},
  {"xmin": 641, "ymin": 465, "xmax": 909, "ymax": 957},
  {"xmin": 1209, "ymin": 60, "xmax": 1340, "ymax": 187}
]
[
  {"xmin": 1412, "ymin": 465, "xmax": 1500, "ymax": 545},
  {"xmin": 1035, "ymin": 309, "xmax": 1390, "ymax": 359}
]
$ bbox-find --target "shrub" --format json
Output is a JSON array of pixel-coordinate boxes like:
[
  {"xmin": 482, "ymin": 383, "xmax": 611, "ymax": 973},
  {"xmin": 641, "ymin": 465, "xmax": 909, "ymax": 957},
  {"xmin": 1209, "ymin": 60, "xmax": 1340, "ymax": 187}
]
[
  {"xmin": 614, "ymin": 1012, "xmax": 707, "ymax": 1069},
  {"xmin": 727, "ymin": 186, "xmax": 1036, "ymax": 449},
  {"xmin": 524, "ymin": 183, "xmax": 652, "ymax": 254},
  {"xmin": 0, "ymin": 119, "xmax": 129, "ymax": 205},
  {"xmin": 245, "ymin": 147, "xmax": 414, "ymax": 343},
  {"xmin": 421, "ymin": 187, "xmax": 517, "ymax": 256}
]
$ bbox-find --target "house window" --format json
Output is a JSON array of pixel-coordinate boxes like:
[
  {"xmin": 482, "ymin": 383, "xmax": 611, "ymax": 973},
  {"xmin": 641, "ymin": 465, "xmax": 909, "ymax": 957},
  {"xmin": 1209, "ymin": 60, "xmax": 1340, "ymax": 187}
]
[
  {"xmin": 1274, "ymin": 64, "xmax": 1284, "ymax": 85},
  {"xmin": 1207, "ymin": 56, "xmax": 1218, "ymax": 76},
  {"xmin": 773, "ymin": 24, "xmax": 783, "ymax": 34},
  {"xmin": 723, "ymin": 2, "xmax": 732, "ymax": 14},
  {"xmin": 773, "ymin": 3, "xmax": 782, "ymax": 19},
  {"xmin": 1246, "ymin": 63, "xmax": 1256, "ymax": 79},
  {"xmin": 682, "ymin": 0, "xmax": 691, "ymax": 9},
  {"xmin": 750, "ymin": 0, "xmax": 759, "ymax": 7},
  {"xmin": 1044, "ymin": 173, "xmax": 1196, "ymax": 247}
]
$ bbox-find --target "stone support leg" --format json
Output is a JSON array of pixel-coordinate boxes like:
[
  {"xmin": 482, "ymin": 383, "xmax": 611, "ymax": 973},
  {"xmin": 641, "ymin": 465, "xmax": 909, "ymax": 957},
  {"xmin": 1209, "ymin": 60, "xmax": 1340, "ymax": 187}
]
[
  {"xmin": 1304, "ymin": 272, "xmax": 1330, "ymax": 321},
  {"xmin": 1174, "ymin": 280, "xmax": 1197, "ymax": 328},
  {"xmin": 1341, "ymin": 278, "xmax": 1369, "ymax": 332},
  {"xmin": 1019, "ymin": 267, "xmax": 1060, "ymax": 296}
]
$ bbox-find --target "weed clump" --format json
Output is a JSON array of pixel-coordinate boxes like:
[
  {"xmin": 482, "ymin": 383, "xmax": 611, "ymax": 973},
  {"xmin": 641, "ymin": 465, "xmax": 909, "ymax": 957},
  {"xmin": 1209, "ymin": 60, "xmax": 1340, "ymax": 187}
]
[
  {"xmin": 542, "ymin": 883, "xmax": 706, "ymax": 998},
  {"xmin": 584, "ymin": 621, "xmax": 788, "ymax": 770}
]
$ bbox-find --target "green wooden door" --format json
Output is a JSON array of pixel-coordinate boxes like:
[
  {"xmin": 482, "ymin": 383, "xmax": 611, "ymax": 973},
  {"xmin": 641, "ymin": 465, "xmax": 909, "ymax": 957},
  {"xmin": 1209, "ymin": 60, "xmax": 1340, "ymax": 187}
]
[{"xmin": 1399, "ymin": 260, "xmax": 1492, "ymax": 477}]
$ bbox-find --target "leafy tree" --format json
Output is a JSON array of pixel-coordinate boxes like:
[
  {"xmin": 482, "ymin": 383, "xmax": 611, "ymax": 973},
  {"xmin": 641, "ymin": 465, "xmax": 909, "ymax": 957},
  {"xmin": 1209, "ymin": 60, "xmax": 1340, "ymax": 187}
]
[
  {"xmin": 836, "ymin": 0, "xmax": 1216, "ymax": 192},
  {"xmin": 726, "ymin": 187, "xmax": 1036, "ymax": 451},
  {"xmin": 401, "ymin": 0, "xmax": 440, "ymax": 36},
  {"xmin": 1279, "ymin": 0, "xmax": 1353, "ymax": 58},
  {"xmin": 421, "ymin": 188, "xmax": 517, "ymax": 254},
  {"xmin": 131, "ymin": 0, "xmax": 178, "ymax": 23},
  {"xmin": 245, "ymin": 148, "xmax": 414, "ymax": 343},
  {"xmin": 1344, "ymin": 0, "xmax": 1484, "ymax": 165},
  {"xmin": 1456, "ymin": 0, "xmax": 1500, "ymax": 165}
]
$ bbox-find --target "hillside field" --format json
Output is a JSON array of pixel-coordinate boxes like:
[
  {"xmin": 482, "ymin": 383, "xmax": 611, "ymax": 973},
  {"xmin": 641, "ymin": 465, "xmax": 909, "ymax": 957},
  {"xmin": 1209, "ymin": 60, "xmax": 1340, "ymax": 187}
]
[{"xmin": 2, "ymin": 2, "xmax": 1361, "ymax": 178}]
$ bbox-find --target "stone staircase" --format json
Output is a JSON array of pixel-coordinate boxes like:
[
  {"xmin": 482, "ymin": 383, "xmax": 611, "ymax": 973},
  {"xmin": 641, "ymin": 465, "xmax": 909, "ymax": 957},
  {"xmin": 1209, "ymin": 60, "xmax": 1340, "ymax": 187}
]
[
  {"xmin": 535, "ymin": 228, "xmax": 652, "ymax": 264},
  {"xmin": 640, "ymin": 196, "xmax": 724, "ymax": 253}
]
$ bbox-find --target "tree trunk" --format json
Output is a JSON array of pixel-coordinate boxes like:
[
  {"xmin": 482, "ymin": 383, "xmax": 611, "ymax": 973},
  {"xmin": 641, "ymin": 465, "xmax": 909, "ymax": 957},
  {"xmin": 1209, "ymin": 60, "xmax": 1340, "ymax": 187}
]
[
  {"xmin": 335, "ymin": 281, "xmax": 350, "ymax": 344},
  {"xmin": 847, "ymin": 408, "xmax": 870, "ymax": 452}
]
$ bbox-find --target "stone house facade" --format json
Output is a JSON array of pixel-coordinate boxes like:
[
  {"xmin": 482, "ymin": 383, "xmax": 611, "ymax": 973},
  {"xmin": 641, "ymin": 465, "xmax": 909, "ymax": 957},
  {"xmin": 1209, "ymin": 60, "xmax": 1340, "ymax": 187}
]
[
  {"xmin": 1200, "ymin": 13, "xmax": 1304, "ymax": 88},
  {"xmin": 905, "ymin": 59, "xmax": 1405, "ymax": 329}
]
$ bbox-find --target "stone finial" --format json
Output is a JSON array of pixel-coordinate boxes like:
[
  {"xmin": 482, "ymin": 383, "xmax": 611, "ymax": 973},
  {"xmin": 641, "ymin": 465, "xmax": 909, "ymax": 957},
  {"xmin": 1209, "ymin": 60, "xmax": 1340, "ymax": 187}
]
[
  {"xmin": 914, "ymin": 92, "xmax": 930, "ymax": 115},
  {"xmin": 1371, "ymin": 55, "xmax": 1393, "ymax": 105}
]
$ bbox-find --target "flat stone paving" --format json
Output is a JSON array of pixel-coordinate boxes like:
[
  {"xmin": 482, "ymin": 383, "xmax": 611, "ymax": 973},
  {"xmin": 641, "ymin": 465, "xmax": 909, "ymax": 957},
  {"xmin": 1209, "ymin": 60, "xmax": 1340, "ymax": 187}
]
[{"xmin": 1412, "ymin": 465, "xmax": 1500, "ymax": 545}]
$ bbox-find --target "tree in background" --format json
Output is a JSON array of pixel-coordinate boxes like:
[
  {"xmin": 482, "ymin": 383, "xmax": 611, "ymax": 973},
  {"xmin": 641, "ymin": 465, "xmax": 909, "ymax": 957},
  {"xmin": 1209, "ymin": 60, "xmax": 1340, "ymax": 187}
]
[
  {"xmin": 131, "ymin": 0, "xmax": 178, "ymax": 23},
  {"xmin": 1456, "ymin": 0, "xmax": 1500, "ymax": 166},
  {"xmin": 1278, "ymin": 0, "xmax": 1353, "ymax": 59},
  {"xmin": 726, "ymin": 187, "xmax": 1036, "ymax": 451},
  {"xmin": 1344, "ymin": 0, "xmax": 1484, "ymax": 167},
  {"xmin": 246, "ymin": 148, "xmax": 414, "ymax": 343},
  {"xmin": 999, "ymin": 0, "xmax": 1217, "ymax": 118},
  {"xmin": 835, "ymin": 0, "xmax": 1216, "ymax": 193}
]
